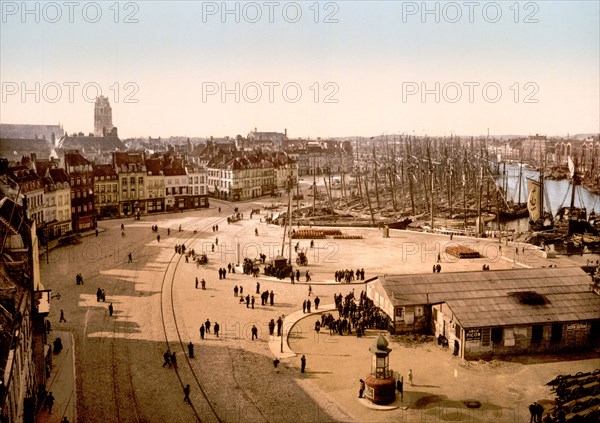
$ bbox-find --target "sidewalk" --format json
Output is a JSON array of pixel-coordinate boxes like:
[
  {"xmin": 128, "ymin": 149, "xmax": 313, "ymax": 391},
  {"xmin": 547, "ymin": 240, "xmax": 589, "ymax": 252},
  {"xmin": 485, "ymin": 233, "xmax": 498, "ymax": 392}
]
[
  {"xmin": 268, "ymin": 304, "xmax": 336, "ymax": 359},
  {"xmin": 37, "ymin": 331, "xmax": 77, "ymax": 423}
]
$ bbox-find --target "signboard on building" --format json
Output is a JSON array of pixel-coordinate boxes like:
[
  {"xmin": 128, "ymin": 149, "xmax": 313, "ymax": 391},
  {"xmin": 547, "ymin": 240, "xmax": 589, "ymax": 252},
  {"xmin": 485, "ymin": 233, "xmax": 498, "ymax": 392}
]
[
  {"xmin": 465, "ymin": 328, "xmax": 481, "ymax": 341},
  {"xmin": 567, "ymin": 322, "xmax": 587, "ymax": 331}
]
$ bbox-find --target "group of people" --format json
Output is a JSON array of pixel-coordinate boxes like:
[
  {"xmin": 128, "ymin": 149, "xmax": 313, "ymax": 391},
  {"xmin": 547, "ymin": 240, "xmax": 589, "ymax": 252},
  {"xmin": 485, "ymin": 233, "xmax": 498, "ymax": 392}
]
[
  {"xmin": 333, "ymin": 268, "xmax": 366, "ymax": 283},
  {"xmin": 302, "ymin": 296, "xmax": 320, "ymax": 313},
  {"xmin": 75, "ymin": 273, "xmax": 84, "ymax": 285},
  {"xmin": 199, "ymin": 318, "xmax": 220, "ymax": 339},
  {"xmin": 217, "ymin": 268, "xmax": 228, "ymax": 279},
  {"xmin": 96, "ymin": 287, "xmax": 106, "ymax": 302},
  {"xmin": 268, "ymin": 316, "xmax": 284, "ymax": 336},
  {"xmin": 212, "ymin": 225, "xmax": 219, "ymax": 232},
  {"xmin": 318, "ymin": 290, "xmax": 391, "ymax": 337},
  {"xmin": 162, "ymin": 350, "xmax": 178, "ymax": 369},
  {"xmin": 433, "ymin": 263, "xmax": 442, "ymax": 273}
]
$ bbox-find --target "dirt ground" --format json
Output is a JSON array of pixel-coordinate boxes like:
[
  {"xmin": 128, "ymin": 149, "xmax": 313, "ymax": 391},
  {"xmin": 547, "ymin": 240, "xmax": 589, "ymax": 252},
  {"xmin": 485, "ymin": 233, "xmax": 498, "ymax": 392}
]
[{"xmin": 39, "ymin": 198, "xmax": 600, "ymax": 423}]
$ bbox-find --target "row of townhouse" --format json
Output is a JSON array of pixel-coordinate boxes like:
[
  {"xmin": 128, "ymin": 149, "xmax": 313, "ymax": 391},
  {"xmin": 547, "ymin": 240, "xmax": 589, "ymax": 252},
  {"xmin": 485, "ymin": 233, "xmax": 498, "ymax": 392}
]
[
  {"xmin": 206, "ymin": 151, "xmax": 297, "ymax": 201},
  {"xmin": 1, "ymin": 197, "xmax": 50, "ymax": 423}
]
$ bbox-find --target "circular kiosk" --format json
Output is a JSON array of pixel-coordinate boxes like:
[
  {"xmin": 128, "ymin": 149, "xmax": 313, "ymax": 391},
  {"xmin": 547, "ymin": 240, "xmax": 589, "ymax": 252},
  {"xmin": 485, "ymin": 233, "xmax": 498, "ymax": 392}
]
[{"xmin": 364, "ymin": 333, "xmax": 396, "ymax": 405}]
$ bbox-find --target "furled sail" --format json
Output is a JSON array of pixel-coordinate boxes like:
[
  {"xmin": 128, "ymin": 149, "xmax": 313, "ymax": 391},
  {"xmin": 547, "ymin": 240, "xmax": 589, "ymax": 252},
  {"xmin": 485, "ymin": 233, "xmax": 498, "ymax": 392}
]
[{"xmin": 527, "ymin": 178, "xmax": 541, "ymax": 222}]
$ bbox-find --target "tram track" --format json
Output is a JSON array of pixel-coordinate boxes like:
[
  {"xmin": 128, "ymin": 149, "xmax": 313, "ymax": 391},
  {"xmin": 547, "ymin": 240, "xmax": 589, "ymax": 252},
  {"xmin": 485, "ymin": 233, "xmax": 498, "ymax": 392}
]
[{"xmin": 159, "ymin": 203, "xmax": 276, "ymax": 423}]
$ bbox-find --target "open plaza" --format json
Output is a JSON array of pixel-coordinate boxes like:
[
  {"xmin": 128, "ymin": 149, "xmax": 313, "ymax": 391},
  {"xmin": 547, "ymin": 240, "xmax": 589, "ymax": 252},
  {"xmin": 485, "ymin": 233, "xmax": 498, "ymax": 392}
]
[{"xmin": 36, "ymin": 200, "xmax": 599, "ymax": 423}]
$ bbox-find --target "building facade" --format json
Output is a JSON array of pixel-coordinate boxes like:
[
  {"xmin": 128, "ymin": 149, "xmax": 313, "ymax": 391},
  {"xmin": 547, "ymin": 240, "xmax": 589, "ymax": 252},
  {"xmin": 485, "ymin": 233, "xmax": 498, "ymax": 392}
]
[
  {"xmin": 93, "ymin": 164, "xmax": 120, "ymax": 218},
  {"xmin": 64, "ymin": 150, "xmax": 96, "ymax": 231}
]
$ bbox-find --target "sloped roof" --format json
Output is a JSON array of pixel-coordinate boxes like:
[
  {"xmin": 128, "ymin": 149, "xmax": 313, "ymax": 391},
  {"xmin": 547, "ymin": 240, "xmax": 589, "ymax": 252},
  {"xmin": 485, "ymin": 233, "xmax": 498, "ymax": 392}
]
[
  {"xmin": 58, "ymin": 134, "xmax": 125, "ymax": 152},
  {"xmin": 378, "ymin": 267, "xmax": 599, "ymax": 327},
  {"xmin": 0, "ymin": 123, "xmax": 64, "ymax": 140},
  {"xmin": 93, "ymin": 164, "xmax": 117, "ymax": 178},
  {"xmin": 0, "ymin": 138, "xmax": 52, "ymax": 158}
]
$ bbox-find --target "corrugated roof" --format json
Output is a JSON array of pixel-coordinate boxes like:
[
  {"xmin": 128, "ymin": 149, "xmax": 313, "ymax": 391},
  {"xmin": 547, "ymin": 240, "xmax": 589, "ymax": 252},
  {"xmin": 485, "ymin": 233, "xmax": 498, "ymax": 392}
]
[{"xmin": 378, "ymin": 267, "xmax": 600, "ymax": 327}]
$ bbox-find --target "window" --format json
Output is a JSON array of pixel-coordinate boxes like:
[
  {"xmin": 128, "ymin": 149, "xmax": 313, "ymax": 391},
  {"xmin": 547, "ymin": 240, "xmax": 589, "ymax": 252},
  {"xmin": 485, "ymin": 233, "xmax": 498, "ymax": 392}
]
[
  {"xmin": 138, "ymin": 177, "xmax": 144, "ymax": 184},
  {"xmin": 122, "ymin": 178, "xmax": 127, "ymax": 186},
  {"xmin": 130, "ymin": 177, "xmax": 135, "ymax": 185},
  {"xmin": 395, "ymin": 308, "xmax": 404, "ymax": 319}
]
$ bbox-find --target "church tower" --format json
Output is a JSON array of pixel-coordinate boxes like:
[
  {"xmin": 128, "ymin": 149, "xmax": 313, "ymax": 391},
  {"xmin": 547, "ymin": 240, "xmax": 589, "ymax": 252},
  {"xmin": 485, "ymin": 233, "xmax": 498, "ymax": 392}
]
[{"xmin": 94, "ymin": 96, "xmax": 113, "ymax": 136}]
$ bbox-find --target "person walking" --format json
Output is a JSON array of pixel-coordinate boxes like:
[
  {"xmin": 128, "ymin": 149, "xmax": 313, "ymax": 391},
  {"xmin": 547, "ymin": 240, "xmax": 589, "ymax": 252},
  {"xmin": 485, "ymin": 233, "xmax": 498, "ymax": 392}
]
[
  {"xmin": 201, "ymin": 279, "xmax": 206, "ymax": 290},
  {"xmin": 183, "ymin": 384, "xmax": 191, "ymax": 404},
  {"xmin": 269, "ymin": 319, "xmax": 275, "ymax": 336},
  {"xmin": 251, "ymin": 325, "xmax": 258, "ymax": 340},
  {"xmin": 256, "ymin": 281, "xmax": 260, "ymax": 294},
  {"xmin": 308, "ymin": 285, "xmax": 312, "ymax": 296},
  {"xmin": 188, "ymin": 342, "xmax": 194, "ymax": 358},
  {"xmin": 234, "ymin": 285, "xmax": 238, "ymax": 297},
  {"xmin": 128, "ymin": 252, "xmax": 132, "ymax": 263},
  {"xmin": 300, "ymin": 355, "xmax": 306, "ymax": 373},
  {"xmin": 162, "ymin": 351, "xmax": 171, "ymax": 368},
  {"xmin": 199, "ymin": 325, "xmax": 205, "ymax": 340},
  {"xmin": 214, "ymin": 322, "xmax": 220, "ymax": 337},
  {"xmin": 171, "ymin": 352, "xmax": 177, "ymax": 369},
  {"xmin": 251, "ymin": 296, "xmax": 255, "ymax": 309},
  {"xmin": 195, "ymin": 277, "xmax": 198, "ymax": 289},
  {"xmin": 270, "ymin": 290, "xmax": 274, "ymax": 306},
  {"xmin": 314, "ymin": 296, "xmax": 320, "ymax": 310},
  {"xmin": 408, "ymin": 369, "xmax": 413, "ymax": 386},
  {"xmin": 397, "ymin": 375, "xmax": 404, "ymax": 401},
  {"xmin": 205, "ymin": 319, "xmax": 211, "ymax": 334},
  {"xmin": 359, "ymin": 379, "xmax": 365, "ymax": 398},
  {"xmin": 59, "ymin": 309, "xmax": 66, "ymax": 323},
  {"xmin": 302, "ymin": 300, "xmax": 306, "ymax": 313},
  {"xmin": 306, "ymin": 299, "xmax": 311, "ymax": 313},
  {"xmin": 108, "ymin": 303, "xmax": 114, "ymax": 317},
  {"xmin": 45, "ymin": 392, "xmax": 55, "ymax": 413},
  {"xmin": 276, "ymin": 317, "xmax": 283, "ymax": 337}
]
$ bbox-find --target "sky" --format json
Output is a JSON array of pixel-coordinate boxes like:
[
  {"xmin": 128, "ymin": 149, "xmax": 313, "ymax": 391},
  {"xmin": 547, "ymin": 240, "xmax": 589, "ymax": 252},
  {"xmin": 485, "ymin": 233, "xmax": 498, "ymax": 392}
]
[{"xmin": 1, "ymin": 0, "xmax": 599, "ymax": 139}]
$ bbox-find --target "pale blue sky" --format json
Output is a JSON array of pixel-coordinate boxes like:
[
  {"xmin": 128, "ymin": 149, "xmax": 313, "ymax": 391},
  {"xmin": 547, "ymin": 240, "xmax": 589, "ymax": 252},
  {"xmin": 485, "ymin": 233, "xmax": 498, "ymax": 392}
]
[{"xmin": 1, "ymin": 1, "xmax": 598, "ymax": 138}]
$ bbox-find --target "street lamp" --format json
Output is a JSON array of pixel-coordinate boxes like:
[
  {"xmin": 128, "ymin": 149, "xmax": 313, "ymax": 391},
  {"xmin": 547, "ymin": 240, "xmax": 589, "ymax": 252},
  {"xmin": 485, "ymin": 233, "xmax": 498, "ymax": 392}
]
[{"xmin": 280, "ymin": 314, "xmax": 286, "ymax": 353}]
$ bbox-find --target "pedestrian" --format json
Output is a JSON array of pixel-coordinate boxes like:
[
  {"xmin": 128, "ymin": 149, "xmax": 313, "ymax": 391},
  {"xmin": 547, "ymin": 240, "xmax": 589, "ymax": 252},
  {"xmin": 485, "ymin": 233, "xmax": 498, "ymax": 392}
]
[
  {"xmin": 188, "ymin": 342, "xmax": 194, "ymax": 358},
  {"xmin": 171, "ymin": 352, "xmax": 177, "ymax": 369},
  {"xmin": 214, "ymin": 322, "xmax": 220, "ymax": 337},
  {"xmin": 270, "ymin": 290, "xmax": 274, "ymax": 306},
  {"xmin": 157, "ymin": 234, "xmax": 160, "ymax": 242},
  {"xmin": 256, "ymin": 281, "xmax": 260, "ymax": 294},
  {"xmin": 302, "ymin": 300, "xmax": 306, "ymax": 313},
  {"xmin": 128, "ymin": 252, "xmax": 132, "ymax": 263},
  {"xmin": 162, "ymin": 351, "xmax": 171, "ymax": 368},
  {"xmin": 168, "ymin": 228, "xmax": 170, "ymax": 236},
  {"xmin": 95, "ymin": 228, "xmax": 99, "ymax": 237},
  {"xmin": 199, "ymin": 325, "xmax": 205, "ymax": 340},
  {"xmin": 121, "ymin": 223, "xmax": 125, "ymax": 231},
  {"xmin": 234, "ymin": 285, "xmax": 238, "ymax": 297},
  {"xmin": 251, "ymin": 296, "xmax": 255, "ymax": 309},
  {"xmin": 183, "ymin": 384, "xmax": 191, "ymax": 404},
  {"xmin": 251, "ymin": 324, "xmax": 258, "ymax": 340},
  {"xmin": 246, "ymin": 294, "xmax": 250, "ymax": 308},
  {"xmin": 59, "ymin": 309, "xmax": 66, "ymax": 323},
  {"xmin": 240, "ymin": 286, "xmax": 244, "ymax": 296},
  {"xmin": 308, "ymin": 285, "xmax": 312, "ymax": 296},
  {"xmin": 108, "ymin": 303, "xmax": 114, "ymax": 317},
  {"xmin": 215, "ymin": 237, "xmax": 218, "ymax": 245},
  {"xmin": 201, "ymin": 279, "xmax": 206, "ymax": 290},
  {"xmin": 437, "ymin": 253, "xmax": 441, "ymax": 263},
  {"xmin": 300, "ymin": 355, "xmax": 306, "ymax": 373},
  {"xmin": 269, "ymin": 319, "xmax": 275, "ymax": 336},
  {"xmin": 45, "ymin": 392, "xmax": 55, "ymax": 412},
  {"xmin": 276, "ymin": 317, "xmax": 283, "ymax": 336},
  {"xmin": 408, "ymin": 369, "xmax": 413, "ymax": 386},
  {"xmin": 314, "ymin": 296, "xmax": 320, "ymax": 310},
  {"xmin": 195, "ymin": 277, "xmax": 198, "ymax": 289},
  {"xmin": 397, "ymin": 376, "xmax": 404, "ymax": 401},
  {"xmin": 359, "ymin": 379, "xmax": 365, "ymax": 398},
  {"xmin": 205, "ymin": 319, "xmax": 211, "ymax": 333},
  {"xmin": 305, "ymin": 270, "xmax": 311, "ymax": 282}
]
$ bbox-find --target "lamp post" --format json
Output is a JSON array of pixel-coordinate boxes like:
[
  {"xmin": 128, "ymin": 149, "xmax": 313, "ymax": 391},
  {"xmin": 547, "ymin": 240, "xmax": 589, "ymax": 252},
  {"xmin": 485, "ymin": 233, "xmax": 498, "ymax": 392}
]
[
  {"xmin": 280, "ymin": 314, "xmax": 286, "ymax": 353},
  {"xmin": 364, "ymin": 333, "xmax": 396, "ymax": 404}
]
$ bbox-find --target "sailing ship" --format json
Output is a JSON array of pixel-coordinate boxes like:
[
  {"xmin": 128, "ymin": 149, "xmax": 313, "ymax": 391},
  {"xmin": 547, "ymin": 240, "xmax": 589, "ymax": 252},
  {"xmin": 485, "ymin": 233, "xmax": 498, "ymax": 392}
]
[{"xmin": 527, "ymin": 177, "xmax": 553, "ymax": 231}]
